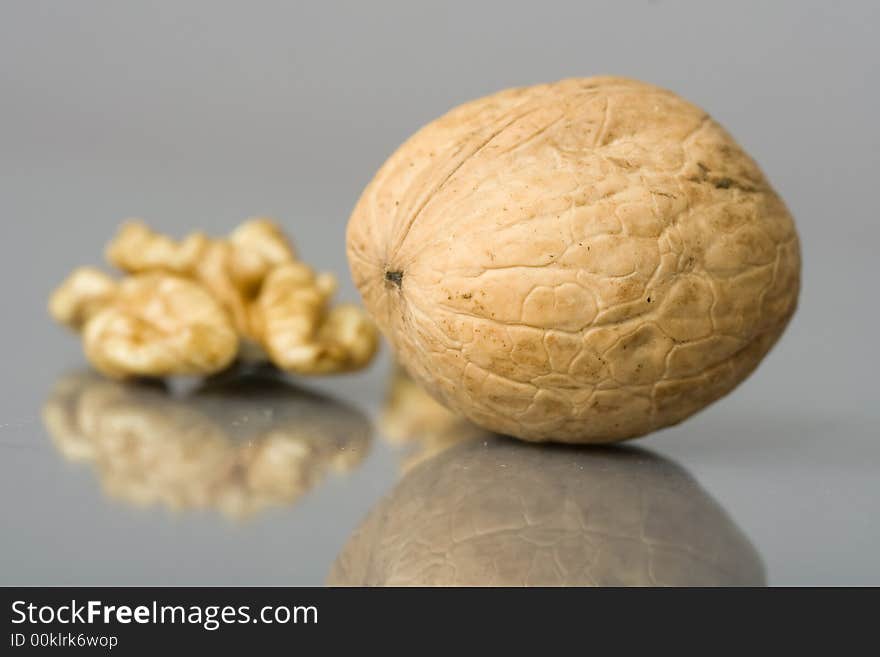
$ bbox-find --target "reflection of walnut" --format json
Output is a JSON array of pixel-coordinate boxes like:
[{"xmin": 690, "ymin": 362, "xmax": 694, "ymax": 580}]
[
  {"xmin": 253, "ymin": 263, "xmax": 378, "ymax": 374},
  {"xmin": 330, "ymin": 439, "xmax": 765, "ymax": 586},
  {"xmin": 50, "ymin": 270, "xmax": 238, "ymax": 379},
  {"xmin": 42, "ymin": 370, "xmax": 371, "ymax": 519}
]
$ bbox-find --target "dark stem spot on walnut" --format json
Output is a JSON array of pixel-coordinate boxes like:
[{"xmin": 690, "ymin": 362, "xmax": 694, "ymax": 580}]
[{"xmin": 385, "ymin": 270, "xmax": 404, "ymax": 287}]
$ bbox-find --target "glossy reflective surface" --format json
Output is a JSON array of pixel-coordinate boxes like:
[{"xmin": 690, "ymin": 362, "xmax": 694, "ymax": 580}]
[
  {"xmin": 331, "ymin": 438, "xmax": 765, "ymax": 586},
  {"xmin": 42, "ymin": 369, "xmax": 371, "ymax": 520},
  {"xmin": 1, "ymin": 356, "xmax": 877, "ymax": 585}
]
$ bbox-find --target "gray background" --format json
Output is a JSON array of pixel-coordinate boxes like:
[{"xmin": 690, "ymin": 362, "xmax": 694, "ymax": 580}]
[{"xmin": 0, "ymin": 1, "xmax": 877, "ymax": 585}]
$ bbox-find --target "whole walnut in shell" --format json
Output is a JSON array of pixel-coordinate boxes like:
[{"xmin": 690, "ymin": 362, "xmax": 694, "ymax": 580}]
[{"xmin": 347, "ymin": 77, "xmax": 801, "ymax": 443}]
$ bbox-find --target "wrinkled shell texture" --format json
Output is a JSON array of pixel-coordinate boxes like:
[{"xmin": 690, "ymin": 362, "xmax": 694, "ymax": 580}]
[
  {"xmin": 329, "ymin": 439, "xmax": 765, "ymax": 586},
  {"xmin": 347, "ymin": 77, "xmax": 801, "ymax": 443}
]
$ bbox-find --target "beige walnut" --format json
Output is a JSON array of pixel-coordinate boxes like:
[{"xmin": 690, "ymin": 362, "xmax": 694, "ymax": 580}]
[
  {"xmin": 329, "ymin": 437, "xmax": 765, "ymax": 586},
  {"xmin": 347, "ymin": 76, "xmax": 801, "ymax": 443}
]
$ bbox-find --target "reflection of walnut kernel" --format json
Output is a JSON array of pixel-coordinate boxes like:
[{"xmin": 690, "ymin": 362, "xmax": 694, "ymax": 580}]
[
  {"xmin": 42, "ymin": 371, "xmax": 371, "ymax": 519},
  {"xmin": 381, "ymin": 364, "xmax": 484, "ymax": 472}
]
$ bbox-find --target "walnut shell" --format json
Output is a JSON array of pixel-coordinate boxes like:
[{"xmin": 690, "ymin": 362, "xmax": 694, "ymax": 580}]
[{"xmin": 347, "ymin": 77, "xmax": 801, "ymax": 443}]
